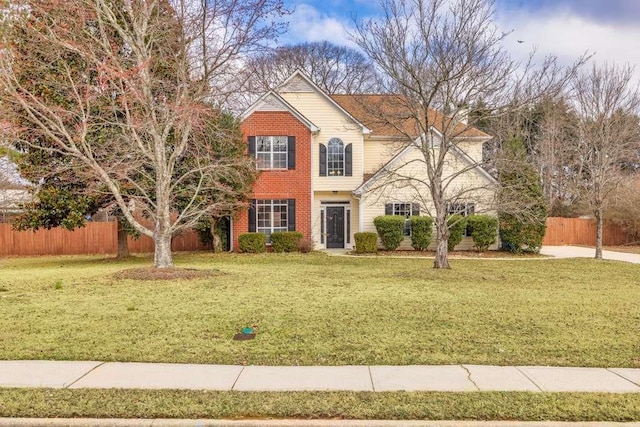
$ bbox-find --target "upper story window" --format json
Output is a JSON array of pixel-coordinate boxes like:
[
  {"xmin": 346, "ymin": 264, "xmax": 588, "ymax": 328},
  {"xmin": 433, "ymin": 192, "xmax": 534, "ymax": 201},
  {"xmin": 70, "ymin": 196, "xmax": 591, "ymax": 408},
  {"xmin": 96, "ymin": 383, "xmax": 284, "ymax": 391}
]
[
  {"xmin": 320, "ymin": 139, "xmax": 352, "ymax": 177},
  {"xmin": 327, "ymin": 138, "xmax": 344, "ymax": 176},
  {"xmin": 256, "ymin": 136, "xmax": 288, "ymax": 169}
]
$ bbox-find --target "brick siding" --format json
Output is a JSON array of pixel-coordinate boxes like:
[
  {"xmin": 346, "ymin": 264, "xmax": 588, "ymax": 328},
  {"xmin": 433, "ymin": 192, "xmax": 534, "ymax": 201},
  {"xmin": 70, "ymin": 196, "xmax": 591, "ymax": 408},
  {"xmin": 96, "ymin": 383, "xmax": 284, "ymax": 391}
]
[{"xmin": 233, "ymin": 111, "xmax": 312, "ymax": 250}]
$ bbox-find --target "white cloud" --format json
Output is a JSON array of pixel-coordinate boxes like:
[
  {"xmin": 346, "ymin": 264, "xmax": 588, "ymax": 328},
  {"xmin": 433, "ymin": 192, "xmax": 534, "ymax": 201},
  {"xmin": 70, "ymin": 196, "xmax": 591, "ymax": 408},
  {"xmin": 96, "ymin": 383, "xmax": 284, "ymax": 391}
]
[
  {"xmin": 496, "ymin": 7, "xmax": 640, "ymax": 83},
  {"xmin": 283, "ymin": 4, "xmax": 358, "ymax": 48}
]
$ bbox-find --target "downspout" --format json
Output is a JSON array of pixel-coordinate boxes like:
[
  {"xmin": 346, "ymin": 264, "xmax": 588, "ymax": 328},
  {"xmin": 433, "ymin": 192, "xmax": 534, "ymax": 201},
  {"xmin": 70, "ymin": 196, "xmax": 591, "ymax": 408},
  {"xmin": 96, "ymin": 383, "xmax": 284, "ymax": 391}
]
[{"xmin": 311, "ymin": 130, "xmax": 319, "ymax": 247}]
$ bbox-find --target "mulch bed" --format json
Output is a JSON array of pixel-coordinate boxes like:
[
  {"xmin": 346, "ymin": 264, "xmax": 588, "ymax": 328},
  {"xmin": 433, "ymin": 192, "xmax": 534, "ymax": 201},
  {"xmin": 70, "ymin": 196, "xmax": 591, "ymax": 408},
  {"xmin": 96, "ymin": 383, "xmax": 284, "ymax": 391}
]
[{"xmin": 113, "ymin": 267, "xmax": 222, "ymax": 281}]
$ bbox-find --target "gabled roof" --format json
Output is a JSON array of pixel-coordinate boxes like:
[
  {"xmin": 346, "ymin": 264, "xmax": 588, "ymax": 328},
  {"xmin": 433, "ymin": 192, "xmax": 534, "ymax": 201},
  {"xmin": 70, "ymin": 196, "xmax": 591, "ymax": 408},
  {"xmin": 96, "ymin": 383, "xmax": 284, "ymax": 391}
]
[
  {"xmin": 332, "ymin": 94, "xmax": 491, "ymax": 139},
  {"xmin": 240, "ymin": 90, "xmax": 320, "ymax": 133},
  {"xmin": 277, "ymin": 70, "xmax": 372, "ymax": 134},
  {"xmin": 353, "ymin": 135, "xmax": 497, "ymax": 197}
]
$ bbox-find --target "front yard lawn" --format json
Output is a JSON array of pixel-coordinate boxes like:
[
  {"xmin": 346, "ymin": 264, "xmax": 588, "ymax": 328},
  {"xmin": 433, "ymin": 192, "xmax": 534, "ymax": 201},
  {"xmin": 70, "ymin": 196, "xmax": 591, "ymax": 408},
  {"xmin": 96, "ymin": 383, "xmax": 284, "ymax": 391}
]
[{"xmin": 0, "ymin": 252, "xmax": 638, "ymax": 367}]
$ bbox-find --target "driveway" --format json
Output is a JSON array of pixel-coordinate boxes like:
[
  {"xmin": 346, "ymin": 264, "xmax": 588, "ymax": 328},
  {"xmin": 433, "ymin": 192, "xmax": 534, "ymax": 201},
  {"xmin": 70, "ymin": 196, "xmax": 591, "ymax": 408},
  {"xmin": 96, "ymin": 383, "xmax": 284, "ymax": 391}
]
[{"xmin": 541, "ymin": 245, "xmax": 640, "ymax": 264}]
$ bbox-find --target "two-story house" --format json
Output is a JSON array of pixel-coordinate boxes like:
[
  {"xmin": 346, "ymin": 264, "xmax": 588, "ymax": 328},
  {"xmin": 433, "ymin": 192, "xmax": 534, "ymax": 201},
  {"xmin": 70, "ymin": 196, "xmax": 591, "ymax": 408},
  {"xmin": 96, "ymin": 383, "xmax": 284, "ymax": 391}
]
[{"xmin": 231, "ymin": 70, "xmax": 496, "ymax": 251}]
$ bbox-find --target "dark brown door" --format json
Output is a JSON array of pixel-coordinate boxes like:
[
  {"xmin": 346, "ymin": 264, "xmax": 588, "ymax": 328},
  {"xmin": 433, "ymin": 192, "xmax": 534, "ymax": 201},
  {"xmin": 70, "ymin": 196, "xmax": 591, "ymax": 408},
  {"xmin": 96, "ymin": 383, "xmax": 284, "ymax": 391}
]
[{"xmin": 326, "ymin": 207, "xmax": 345, "ymax": 248}]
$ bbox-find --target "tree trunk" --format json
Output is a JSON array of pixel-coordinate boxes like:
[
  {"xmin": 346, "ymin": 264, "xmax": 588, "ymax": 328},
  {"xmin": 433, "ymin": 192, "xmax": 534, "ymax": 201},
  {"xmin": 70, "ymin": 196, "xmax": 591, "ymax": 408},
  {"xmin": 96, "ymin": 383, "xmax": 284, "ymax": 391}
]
[
  {"xmin": 433, "ymin": 213, "xmax": 451, "ymax": 269},
  {"xmin": 154, "ymin": 232, "xmax": 173, "ymax": 268},
  {"xmin": 116, "ymin": 218, "xmax": 130, "ymax": 259},
  {"xmin": 594, "ymin": 208, "xmax": 603, "ymax": 259},
  {"xmin": 154, "ymin": 174, "xmax": 173, "ymax": 267},
  {"xmin": 210, "ymin": 219, "xmax": 222, "ymax": 252}
]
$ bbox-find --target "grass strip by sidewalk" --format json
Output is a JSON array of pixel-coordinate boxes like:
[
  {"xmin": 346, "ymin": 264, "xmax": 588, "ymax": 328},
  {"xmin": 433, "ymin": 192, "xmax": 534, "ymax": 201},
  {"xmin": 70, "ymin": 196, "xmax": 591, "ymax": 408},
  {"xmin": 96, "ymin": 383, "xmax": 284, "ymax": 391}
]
[{"xmin": 1, "ymin": 389, "xmax": 640, "ymax": 421}]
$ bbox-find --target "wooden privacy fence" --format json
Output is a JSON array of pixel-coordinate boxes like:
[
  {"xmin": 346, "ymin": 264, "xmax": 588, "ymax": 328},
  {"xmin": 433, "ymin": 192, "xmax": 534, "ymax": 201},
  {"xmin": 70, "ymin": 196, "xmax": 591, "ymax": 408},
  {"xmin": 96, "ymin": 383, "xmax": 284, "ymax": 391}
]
[
  {"xmin": 0, "ymin": 221, "xmax": 207, "ymax": 256},
  {"xmin": 542, "ymin": 217, "xmax": 632, "ymax": 246}
]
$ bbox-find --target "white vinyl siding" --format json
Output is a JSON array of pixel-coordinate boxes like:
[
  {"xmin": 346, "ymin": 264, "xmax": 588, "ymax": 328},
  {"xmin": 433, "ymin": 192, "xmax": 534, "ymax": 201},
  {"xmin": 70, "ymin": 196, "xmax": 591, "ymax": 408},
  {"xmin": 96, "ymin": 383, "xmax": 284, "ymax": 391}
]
[
  {"xmin": 279, "ymin": 81, "xmax": 363, "ymax": 191},
  {"xmin": 360, "ymin": 140, "xmax": 497, "ymax": 251}
]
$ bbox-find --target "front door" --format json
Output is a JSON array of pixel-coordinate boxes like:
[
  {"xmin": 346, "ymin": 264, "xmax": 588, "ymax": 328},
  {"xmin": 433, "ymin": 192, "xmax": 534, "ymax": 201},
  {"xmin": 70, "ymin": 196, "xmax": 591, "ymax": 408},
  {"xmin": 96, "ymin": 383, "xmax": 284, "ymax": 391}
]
[{"xmin": 326, "ymin": 207, "xmax": 345, "ymax": 248}]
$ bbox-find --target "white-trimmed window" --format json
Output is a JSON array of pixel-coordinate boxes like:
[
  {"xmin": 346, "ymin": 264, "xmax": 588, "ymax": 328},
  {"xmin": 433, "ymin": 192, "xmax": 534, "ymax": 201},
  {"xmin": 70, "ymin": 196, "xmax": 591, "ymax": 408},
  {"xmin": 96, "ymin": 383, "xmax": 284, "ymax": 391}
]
[
  {"xmin": 256, "ymin": 136, "xmax": 288, "ymax": 169},
  {"xmin": 327, "ymin": 138, "xmax": 344, "ymax": 176},
  {"xmin": 386, "ymin": 202, "xmax": 418, "ymax": 236},
  {"xmin": 256, "ymin": 199, "xmax": 288, "ymax": 242},
  {"xmin": 447, "ymin": 202, "xmax": 475, "ymax": 236}
]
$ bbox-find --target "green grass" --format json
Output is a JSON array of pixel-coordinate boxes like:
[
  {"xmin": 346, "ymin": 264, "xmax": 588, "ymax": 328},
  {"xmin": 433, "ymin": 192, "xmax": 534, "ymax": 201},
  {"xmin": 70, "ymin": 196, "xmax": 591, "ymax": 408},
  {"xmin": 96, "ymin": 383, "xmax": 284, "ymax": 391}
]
[
  {"xmin": 0, "ymin": 252, "xmax": 639, "ymax": 366},
  {"xmin": 1, "ymin": 389, "xmax": 640, "ymax": 421}
]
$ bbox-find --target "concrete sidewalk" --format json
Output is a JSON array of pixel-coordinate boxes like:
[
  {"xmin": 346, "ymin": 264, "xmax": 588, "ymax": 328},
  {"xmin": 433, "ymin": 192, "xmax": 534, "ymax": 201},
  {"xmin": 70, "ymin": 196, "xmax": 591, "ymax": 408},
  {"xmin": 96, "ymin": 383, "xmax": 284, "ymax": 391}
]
[
  {"xmin": 1, "ymin": 361, "xmax": 639, "ymax": 393},
  {"xmin": 540, "ymin": 246, "xmax": 640, "ymax": 263}
]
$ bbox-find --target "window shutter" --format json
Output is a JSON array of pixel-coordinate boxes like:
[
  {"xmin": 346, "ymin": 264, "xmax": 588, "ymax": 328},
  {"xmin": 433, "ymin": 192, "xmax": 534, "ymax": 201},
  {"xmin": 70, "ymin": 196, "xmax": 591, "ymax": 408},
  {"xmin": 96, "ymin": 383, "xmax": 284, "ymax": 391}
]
[
  {"xmin": 287, "ymin": 199, "xmax": 296, "ymax": 231},
  {"xmin": 319, "ymin": 144, "xmax": 327, "ymax": 176},
  {"xmin": 385, "ymin": 203, "xmax": 393, "ymax": 215},
  {"xmin": 248, "ymin": 200, "xmax": 256, "ymax": 232},
  {"xmin": 412, "ymin": 203, "xmax": 420, "ymax": 216},
  {"xmin": 248, "ymin": 136, "xmax": 256, "ymax": 158},
  {"xmin": 345, "ymin": 143, "xmax": 352, "ymax": 176},
  {"xmin": 287, "ymin": 136, "xmax": 296, "ymax": 170}
]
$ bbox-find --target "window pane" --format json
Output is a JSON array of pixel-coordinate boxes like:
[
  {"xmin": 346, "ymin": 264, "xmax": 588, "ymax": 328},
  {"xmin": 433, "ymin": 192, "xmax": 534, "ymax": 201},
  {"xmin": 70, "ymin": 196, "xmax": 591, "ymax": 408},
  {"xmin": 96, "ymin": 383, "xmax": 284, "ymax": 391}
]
[
  {"xmin": 255, "ymin": 199, "xmax": 288, "ymax": 242},
  {"xmin": 274, "ymin": 136, "xmax": 288, "ymax": 152},
  {"xmin": 257, "ymin": 136, "xmax": 270, "ymax": 151},
  {"xmin": 256, "ymin": 153, "xmax": 270, "ymax": 169},
  {"xmin": 256, "ymin": 136, "xmax": 287, "ymax": 169},
  {"xmin": 273, "ymin": 153, "xmax": 287, "ymax": 169},
  {"xmin": 327, "ymin": 138, "xmax": 344, "ymax": 176}
]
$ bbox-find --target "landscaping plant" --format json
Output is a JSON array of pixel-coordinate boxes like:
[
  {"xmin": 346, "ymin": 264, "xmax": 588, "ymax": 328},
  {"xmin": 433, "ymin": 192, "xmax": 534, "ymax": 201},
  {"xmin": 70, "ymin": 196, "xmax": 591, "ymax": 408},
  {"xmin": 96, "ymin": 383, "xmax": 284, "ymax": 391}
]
[
  {"xmin": 467, "ymin": 215, "xmax": 499, "ymax": 252},
  {"xmin": 354, "ymin": 232, "xmax": 378, "ymax": 253},
  {"xmin": 373, "ymin": 215, "xmax": 405, "ymax": 250},
  {"xmin": 410, "ymin": 216, "xmax": 433, "ymax": 251}
]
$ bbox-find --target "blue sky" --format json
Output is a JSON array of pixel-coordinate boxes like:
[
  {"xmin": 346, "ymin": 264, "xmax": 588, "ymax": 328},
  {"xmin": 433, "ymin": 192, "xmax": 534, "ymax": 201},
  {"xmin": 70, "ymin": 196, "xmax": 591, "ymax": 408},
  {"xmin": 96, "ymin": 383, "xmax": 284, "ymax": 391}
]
[{"xmin": 279, "ymin": 0, "xmax": 640, "ymax": 82}]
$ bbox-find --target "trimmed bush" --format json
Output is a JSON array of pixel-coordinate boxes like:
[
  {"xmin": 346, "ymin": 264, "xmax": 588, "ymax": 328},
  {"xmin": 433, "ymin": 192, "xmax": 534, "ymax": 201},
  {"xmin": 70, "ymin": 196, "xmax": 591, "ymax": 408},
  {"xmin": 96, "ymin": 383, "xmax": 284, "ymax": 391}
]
[
  {"xmin": 354, "ymin": 232, "xmax": 378, "ymax": 254},
  {"xmin": 297, "ymin": 238, "xmax": 313, "ymax": 253},
  {"xmin": 271, "ymin": 231, "xmax": 303, "ymax": 253},
  {"xmin": 447, "ymin": 214, "xmax": 467, "ymax": 251},
  {"xmin": 410, "ymin": 216, "xmax": 433, "ymax": 251},
  {"xmin": 467, "ymin": 215, "xmax": 498, "ymax": 252},
  {"xmin": 499, "ymin": 212, "xmax": 546, "ymax": 253},
  {"xmin": 373, "ymin": 215, "xmax": 405, "ymax": 251},
  {"xmin": 238, "ymin": 232, "xmax": 266, "ymax": 253}
]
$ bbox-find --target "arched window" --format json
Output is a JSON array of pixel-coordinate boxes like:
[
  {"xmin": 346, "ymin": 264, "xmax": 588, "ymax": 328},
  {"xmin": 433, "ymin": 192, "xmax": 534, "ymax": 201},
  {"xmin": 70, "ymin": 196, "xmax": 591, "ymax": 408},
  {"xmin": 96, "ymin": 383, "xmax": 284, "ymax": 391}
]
[{"xmin": 327, "ymin": 138, "xmax": 344, "ymax": 176}]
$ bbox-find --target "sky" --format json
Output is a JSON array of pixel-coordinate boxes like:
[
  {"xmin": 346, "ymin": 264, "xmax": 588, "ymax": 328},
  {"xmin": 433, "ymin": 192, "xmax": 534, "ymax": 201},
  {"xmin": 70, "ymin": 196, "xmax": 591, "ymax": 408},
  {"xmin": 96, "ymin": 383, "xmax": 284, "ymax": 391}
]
[{"xmin": 279, "ymin": 0, "xmax": 640, "ymax": 82}]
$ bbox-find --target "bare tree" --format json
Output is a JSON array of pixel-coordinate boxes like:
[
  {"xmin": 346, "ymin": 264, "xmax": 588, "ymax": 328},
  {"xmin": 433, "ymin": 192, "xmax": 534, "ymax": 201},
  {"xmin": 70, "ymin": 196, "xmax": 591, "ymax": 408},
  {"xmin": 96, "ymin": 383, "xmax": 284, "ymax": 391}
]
[
  {"xmin": 481, "ymin": 98, "xmax": 581, "ymax": 216},
  {"xmin": 172, "ymin": 0, "xmax": 290, "ymax": 109},
  {"xmin": 352, "ymin": 0, "xmax": 585, "ymax": 268},
  {"xmin": 0, "ymin": 0, "xmax": 284, "ymax": 267},
  {"xmin": 243, "ymin": 41, "xmax": 380, "ymax": 100},
  {"xmin": 568, "ymin": 63, "xmax": 640, "ymax": 259}
]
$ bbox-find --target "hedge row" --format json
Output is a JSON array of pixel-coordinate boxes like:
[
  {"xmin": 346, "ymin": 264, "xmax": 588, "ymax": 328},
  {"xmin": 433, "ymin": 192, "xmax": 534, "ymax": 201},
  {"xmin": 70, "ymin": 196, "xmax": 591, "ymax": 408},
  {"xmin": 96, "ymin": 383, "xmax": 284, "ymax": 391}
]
[
  {"xmin": 239, "ymin": 214, "xmax": 498, "ymax": 254},
  {"xmin": 238, "ymin": 231, "xmax": 305, "ymax": 253}
]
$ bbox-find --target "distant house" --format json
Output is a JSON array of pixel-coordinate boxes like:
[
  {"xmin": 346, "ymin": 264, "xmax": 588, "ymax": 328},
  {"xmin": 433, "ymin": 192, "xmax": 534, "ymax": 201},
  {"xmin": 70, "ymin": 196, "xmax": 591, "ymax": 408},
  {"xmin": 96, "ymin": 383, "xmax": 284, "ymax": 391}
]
[
  {"xmin": 232, "ymin": 70, "xmax": 496, "ymax": 251},
  {"xmin": 0, "ymin": 157, "xmax": 30, "ymax": 222}
]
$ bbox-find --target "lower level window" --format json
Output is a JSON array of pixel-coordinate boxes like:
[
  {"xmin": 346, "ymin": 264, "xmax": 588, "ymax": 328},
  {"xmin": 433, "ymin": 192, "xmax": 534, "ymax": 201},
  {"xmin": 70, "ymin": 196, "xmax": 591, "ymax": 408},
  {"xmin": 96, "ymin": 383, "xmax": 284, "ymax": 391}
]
[
  {"xmin": 447, "ymin": 202, "xmax": 475, "ymax": 236},
  {"xmin": 257, "ymin": 199, "xmax": 288, "ymax": 242},
  {"xmin": 392, "ymin": 202, "xmax": 414, "ymax": 236}
]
